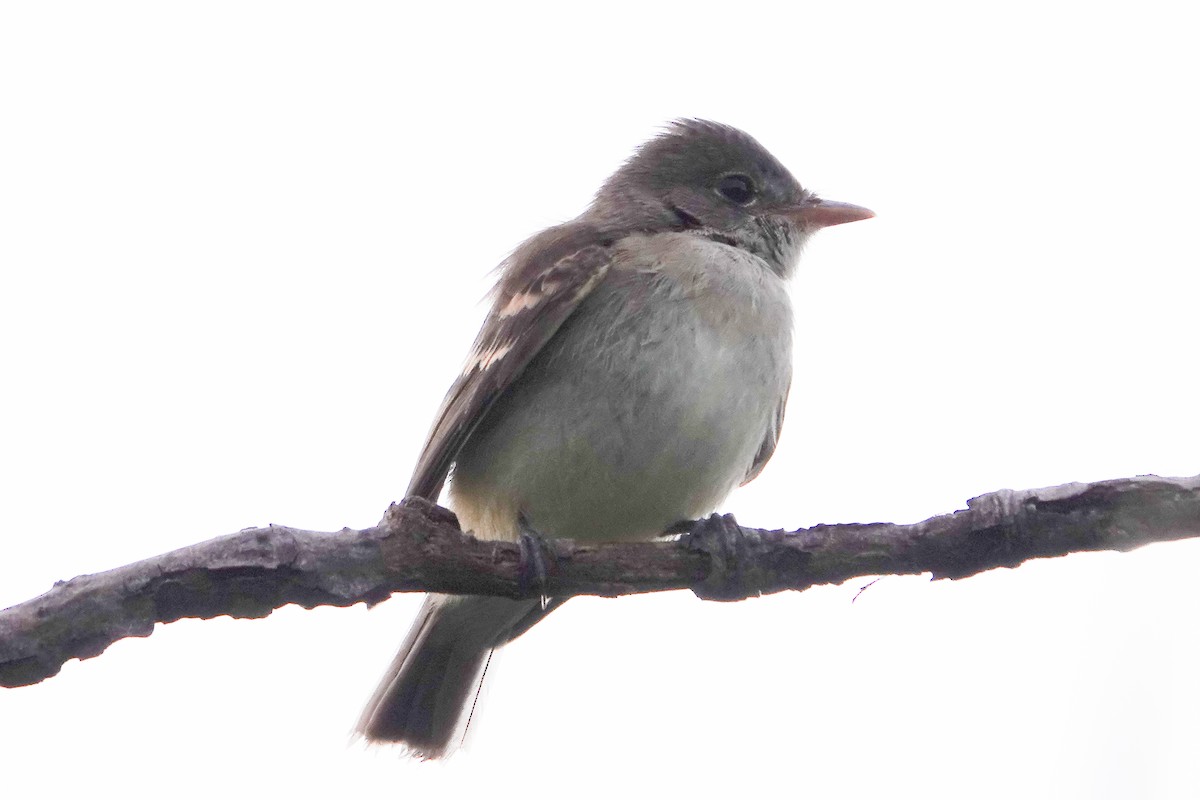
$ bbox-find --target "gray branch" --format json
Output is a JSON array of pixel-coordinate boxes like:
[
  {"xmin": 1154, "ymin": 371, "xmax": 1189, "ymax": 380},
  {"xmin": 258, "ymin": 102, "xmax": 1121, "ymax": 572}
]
[{"xmin": 2, "ymin": 474, "xmax": 1198, "ymax": 689}]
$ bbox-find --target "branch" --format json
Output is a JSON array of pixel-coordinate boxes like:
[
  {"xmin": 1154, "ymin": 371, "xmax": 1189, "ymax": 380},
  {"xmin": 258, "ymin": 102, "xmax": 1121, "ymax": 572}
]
[{"xmin": 2, "ymin": 474, "xmax": 1198, "ymax": 689}]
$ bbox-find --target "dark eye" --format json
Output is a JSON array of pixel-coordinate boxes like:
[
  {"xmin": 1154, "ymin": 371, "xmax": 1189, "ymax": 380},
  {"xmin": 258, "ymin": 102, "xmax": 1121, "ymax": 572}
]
[{"xmin": 715, "ymin": 174, "xmax": 757, "ymax": 206}]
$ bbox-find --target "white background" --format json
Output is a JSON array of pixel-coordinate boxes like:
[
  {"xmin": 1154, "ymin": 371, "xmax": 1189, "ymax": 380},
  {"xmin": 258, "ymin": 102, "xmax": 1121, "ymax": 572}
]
[{"xmin": 2, "ymin": 2, "xmax": 1198, "ymax": 798}]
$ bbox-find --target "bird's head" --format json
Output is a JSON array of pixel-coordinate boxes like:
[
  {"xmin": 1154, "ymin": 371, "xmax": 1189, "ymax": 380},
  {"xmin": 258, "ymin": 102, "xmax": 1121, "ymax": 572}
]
[{"xmin": 589, "ymin": 119, "xmax": 873, "ymax": 277}]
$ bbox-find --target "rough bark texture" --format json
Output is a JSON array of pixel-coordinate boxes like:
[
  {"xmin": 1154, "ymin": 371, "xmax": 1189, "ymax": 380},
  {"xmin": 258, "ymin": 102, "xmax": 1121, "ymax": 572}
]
[{"xmin": 2, "ymin": 474, "xmax": 1197, "ymax": 689}]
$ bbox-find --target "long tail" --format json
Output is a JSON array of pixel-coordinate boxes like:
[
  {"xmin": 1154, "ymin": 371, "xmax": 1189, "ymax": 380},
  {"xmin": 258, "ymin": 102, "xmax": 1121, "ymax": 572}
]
[{"xmin": 356, "ymin": 593, "xmax": 543, "ymax": 759}]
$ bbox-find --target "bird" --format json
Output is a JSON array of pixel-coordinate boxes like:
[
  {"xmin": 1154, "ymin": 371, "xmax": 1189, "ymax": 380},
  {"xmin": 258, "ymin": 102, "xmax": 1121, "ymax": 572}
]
[{"xmin": 356, "ymin": 120, "xmax": 873, "ymax": 758}]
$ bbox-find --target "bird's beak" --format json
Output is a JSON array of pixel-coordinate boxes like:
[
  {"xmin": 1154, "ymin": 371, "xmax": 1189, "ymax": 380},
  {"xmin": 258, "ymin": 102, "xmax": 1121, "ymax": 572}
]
[{"xmin": 785, "ymin": 198, "xmax": 875, "ymax": 229}]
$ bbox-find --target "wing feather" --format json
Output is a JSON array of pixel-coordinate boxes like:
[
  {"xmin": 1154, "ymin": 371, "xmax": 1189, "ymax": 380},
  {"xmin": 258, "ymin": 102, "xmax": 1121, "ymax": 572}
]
[
  {"xmin": 406, "ymin": 234, "xmax": 613, "ymax": 500},
  {"xmin": 741, "ymin": 375, "xmax": 791, "ymax": 486}
]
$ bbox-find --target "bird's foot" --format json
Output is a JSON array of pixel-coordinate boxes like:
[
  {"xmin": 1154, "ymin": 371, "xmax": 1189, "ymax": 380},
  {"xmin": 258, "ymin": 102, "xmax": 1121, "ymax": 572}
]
[
  {"xmin": 685, "ymin": 513, "xmax": 755, "ymax": 601},
  {"xmin": 516, "ymin": 513, "xmax": 555, "ymax": 609}
]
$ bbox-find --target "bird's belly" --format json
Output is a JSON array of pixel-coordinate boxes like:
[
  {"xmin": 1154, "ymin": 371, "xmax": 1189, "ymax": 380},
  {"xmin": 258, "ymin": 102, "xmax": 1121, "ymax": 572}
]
[{"xmin": 450, "ymin": 286, "xmax": 790, "ymax": 543}]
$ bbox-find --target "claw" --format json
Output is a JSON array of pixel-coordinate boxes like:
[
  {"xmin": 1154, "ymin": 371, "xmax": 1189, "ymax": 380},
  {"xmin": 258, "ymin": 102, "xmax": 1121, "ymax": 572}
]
[{"xmin": 516, "ymin": 513, "xmax": 554, "ymax": 609}]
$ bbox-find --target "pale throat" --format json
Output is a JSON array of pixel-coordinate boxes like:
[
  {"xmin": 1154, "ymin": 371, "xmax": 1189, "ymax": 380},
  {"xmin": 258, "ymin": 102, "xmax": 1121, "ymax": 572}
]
[
  {"xmin": 698, "ymin": 217, "xmax": 806, "ymax": 279},
  {"xmin": 741, "ymin": 217, "xmax": 806, "ymax": 278}
]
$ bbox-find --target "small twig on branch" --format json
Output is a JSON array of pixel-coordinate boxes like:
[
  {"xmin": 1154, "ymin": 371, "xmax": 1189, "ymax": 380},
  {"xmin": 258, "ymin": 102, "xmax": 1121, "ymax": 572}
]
[{"xmin": 1, "ymin": 474, "xmax": 1197, "ymax": 689}]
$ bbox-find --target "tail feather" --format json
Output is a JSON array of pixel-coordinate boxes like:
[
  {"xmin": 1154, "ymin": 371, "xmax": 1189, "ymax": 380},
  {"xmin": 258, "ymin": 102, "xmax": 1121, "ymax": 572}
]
[{"xmin": 356, "ymin": 594, "xmax": 541, "ymax": 758}]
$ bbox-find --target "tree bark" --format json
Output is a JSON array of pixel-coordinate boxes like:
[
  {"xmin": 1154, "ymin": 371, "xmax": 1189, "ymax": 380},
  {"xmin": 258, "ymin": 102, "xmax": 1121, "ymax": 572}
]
[{"xmin": 2, "ymin": 474, "xmax": 1197, "ymax": 689}]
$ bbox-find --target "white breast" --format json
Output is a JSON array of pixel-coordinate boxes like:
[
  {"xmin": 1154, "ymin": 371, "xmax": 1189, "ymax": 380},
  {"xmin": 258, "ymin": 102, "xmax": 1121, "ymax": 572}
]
[{"xmin": 450, "ymin": 232, "xmax": 793, "ymax": 543}]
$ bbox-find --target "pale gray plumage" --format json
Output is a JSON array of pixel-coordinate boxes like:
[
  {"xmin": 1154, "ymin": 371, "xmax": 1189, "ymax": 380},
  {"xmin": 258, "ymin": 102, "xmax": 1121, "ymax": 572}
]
[{"xmin": 356, "ymin": 120, "xmax": 873, "ymax": 758}]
